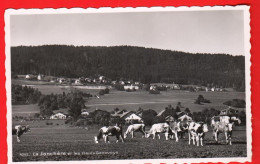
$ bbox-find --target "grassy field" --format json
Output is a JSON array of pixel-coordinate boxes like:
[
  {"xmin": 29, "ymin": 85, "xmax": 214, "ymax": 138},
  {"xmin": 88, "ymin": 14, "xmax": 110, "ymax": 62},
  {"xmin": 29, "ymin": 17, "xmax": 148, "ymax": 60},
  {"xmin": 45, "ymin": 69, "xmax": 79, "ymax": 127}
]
[
  {"xmin": 86, "ymin": 90, "xmax": 245, "ymax": 112},
  {"xmin": 12, "ymin": 120, "xmax": 247, "ymax": 162},
  {"xmin": 11, "ymin": 88, "xmax": 245, "ymax": 117}
]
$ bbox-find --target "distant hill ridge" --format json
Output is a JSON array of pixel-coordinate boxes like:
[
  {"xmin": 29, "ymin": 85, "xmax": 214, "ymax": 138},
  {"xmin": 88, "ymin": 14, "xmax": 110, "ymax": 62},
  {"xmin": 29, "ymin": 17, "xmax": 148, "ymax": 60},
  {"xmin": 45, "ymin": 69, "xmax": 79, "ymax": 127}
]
[{"xmin": 11, "ymin": 45, "xmax": 245, "ymax": 89}]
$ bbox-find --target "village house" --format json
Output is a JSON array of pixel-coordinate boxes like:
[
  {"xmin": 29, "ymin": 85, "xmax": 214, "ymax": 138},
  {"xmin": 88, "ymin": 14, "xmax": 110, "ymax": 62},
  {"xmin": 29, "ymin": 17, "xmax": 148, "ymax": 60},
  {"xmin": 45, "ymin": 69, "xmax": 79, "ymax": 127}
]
[
  {"xmin": 58, "ymin": 78, "xmax": 66, "ymax": 84},
  {"xmin": 124, "ymin": 113, "xmax": 143, "ymax": 123},
  {"xmin": 124, "ymin": 84, "xmax": 139, "ymax": 90},
  {"xmin": 176, "ymin": 112, "xmax": 192, "ymax": 121},
  {"xmin": 50, "ymin": 112, "xmax": 67, "ymax": 119},
  {"xmin": 25, "ymin": 74, "xmax": 36, "ymax": 80},
  {"xmin": 37, "ymin": 74, "xmax": 44, "ymax": 81}
]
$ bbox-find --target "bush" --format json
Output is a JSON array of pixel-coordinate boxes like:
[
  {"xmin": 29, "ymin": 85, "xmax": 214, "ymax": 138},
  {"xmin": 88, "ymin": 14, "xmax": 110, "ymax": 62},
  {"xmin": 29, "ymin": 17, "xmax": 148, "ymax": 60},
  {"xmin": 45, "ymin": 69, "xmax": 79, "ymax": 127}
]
[
  {"xmin": 104, "ymin": 88, "xmax": 110, "ymax": 94},
  {"xmin": 149, "ymin": 89, "xmax": 160, "ymax": 94},
  {"xmin": 114, "ymin": 84, "xmax": 125, "ymax": 91},
  {"xmin": 223, "ymin": 99, "xmax": 246, "ymax": 108},
  {"xmin": 99, "ymin": 90, "xmax": 105, "ymax": 95},
  {"xmin": 99, "ymin": 88, "xmax": 110, "ymax": 95},
  {"xmin": 194, "ymin": 95, "xmax": 211, "ymax": 104},
  {"xmin": 46, "ymin": 122, "xmax": 53, "ymax": 125}
]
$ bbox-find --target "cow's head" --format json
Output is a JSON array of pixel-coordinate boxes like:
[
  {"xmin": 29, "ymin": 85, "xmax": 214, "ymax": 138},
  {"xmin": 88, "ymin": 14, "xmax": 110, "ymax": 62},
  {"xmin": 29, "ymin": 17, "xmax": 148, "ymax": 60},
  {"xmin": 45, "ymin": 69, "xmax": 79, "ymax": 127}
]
[
  {"xmin": 25, "ymin": 125, "xmax": 31, "ymax": 133},
  {"xmin": 145, "ymin": 133, "xmax": 150, "ymax": 138},
  {"xmin": 227, "ymin": 122, "xmax": 234, "ymax": 131},
  {"xmin": 202, "ymin": 124, "xmax": 208, "ymax": 133},
  {"xmin": 123, "ymin": 132, "xmax": 128, "ymax": 139}
]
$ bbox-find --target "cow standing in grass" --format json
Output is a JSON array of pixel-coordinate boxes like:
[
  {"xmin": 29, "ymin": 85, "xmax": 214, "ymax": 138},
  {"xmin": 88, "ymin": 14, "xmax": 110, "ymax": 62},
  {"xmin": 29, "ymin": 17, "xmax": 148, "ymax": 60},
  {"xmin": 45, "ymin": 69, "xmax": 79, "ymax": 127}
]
[
  {"xmin": 124, "ymin": 123, "xmax": 146, "ymax": 138},
  {"xmin": 168, "ymin": 121, "xmax": 181, "ymax": 142},
  {"xmin": 12, "ymin": 125, "xmax": 30, "ymax": 142},
  {"xmin": 177, "ymin": 120, "xmax": 190, "ymax": 139},
  {"xmin": 188, "ymin": 122, "xmax": 208, "ymax": 146},
  {"xmin": 146, "ymin": 123, "xmax": 170, "ymax": 140},
  {"xmin": 94, "ymin": 125, "xmax": 124, "ymax": 143},
  {"xmin": 212, "ymin": 121, "xmax": 234, "ymax": 145}
]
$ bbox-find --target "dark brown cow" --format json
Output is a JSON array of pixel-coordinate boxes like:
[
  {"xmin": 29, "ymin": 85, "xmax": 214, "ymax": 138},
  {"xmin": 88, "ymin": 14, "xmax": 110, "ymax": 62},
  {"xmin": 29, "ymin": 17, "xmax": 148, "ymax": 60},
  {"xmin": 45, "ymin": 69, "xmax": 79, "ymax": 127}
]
[
  {"xmin": 12, "ymin": 125, "xmax": 30, "ymax": 142},
  {"xmin": 94, "ymin": 125, "xmax": 124, "ymax": 143}
]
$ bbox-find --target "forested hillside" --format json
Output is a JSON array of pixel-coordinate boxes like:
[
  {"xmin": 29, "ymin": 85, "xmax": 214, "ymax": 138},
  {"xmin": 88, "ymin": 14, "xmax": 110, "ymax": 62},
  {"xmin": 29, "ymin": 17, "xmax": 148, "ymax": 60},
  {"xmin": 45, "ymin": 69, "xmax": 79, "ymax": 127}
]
[{"xmin": 11, "ymin": 45, "xmax": 245, "ymax": 89}]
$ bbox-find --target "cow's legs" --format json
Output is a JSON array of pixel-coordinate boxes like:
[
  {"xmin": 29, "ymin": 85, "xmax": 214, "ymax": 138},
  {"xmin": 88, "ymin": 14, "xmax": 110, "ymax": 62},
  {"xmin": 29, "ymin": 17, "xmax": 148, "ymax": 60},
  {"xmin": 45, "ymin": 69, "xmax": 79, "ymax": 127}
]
[
  {"xmin": 116, "ymin": 135, "xmax": 119, "ymax": 143},
  {"xmin": 103, "ymin": 135, "xmax": 107, "ymax": 143},
  {"xmin": 175, "ymin": 132, "xmax": 179, "ymax": 142},
  {"xmin": 225, "ymin": 132, "xmax": 232, "ymax": 145},
  {"xmin": 141, "ymin": 129, "xmax": 146, "ymax": 138},
  {"xmin": 200, "ymin": 135, "xmax": 204, "ymax": 146},
  {"xmin": 158, "ymin": 133, "xmax": 161, "ymax": 140},
  {"xmin": 131, "ymin": 131, "xmax": 134, "ymax": 138},
  {"xmin": 196, "ymin": 136, "xmax": 199, "ymax": 146},
  {"xmin": 165, "ymin": 132, "xmax": 169, "ymax": 140},
  {"xmin": 214, "ymin": 132, "xmax": 218, "ymax": 143},
  {"xmin": 107, "ymin": 136, "xmax": 110, "ymax": 143},
  {"xmin": 17, "ymin": 136, "xmax": 20, "ymax": 142},
  {"xmin": 225, "ymin": 132, "xmax": 228, "ymax": 144},
  {"xmin": 120, "ymin": 134, "xmax": 124, "ymax": 143},
  {"xmin": 152, "ymin": 133, "xmax": 155, "ymax": 139},
  {"xmin": 192, "ymin": 135, "xmax": 196, "ymax": 145},
  {"xmin": 229, "ymin": 136, "xmax": 232, "ymax": 145},
  {"xmin": 188, "ymin": 132, "xmax": 191, "ymax": 145}
]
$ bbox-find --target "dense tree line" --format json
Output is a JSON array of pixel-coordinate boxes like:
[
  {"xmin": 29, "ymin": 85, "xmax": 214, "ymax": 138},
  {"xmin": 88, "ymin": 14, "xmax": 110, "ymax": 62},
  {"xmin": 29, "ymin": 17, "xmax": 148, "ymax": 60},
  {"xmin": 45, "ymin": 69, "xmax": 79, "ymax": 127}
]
[
  {"xmin": 38, "ymin": 91, "xmax": 88, "ymax": 118},
  {"xmin": 12, "ymin": 84, "xmax": 42, "ymax": 104},
  {"xmin": 11, "ymin": 45, "xmax": 245, "ymax": 90}
]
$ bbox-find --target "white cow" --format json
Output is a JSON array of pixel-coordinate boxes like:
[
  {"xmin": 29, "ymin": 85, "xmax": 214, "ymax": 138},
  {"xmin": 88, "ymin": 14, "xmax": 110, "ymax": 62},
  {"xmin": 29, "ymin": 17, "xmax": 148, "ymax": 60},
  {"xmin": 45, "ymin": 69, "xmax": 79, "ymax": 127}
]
[
  {"xmin": 212, "ymin": 122, "xmax": 234, "ymax": 145},
  {"xmin": 168, "ymin": 121, "xmax": 182, "ymax": 142},
  {"xmin": 146, "ymin": 123, "xmax": 170, "ymax": 140},
  {"xmin": 188, "ymin": 122, "xmax": 208, "ymax": 146},
  {"xmin": 124, "ymin": 123, "xmax": 146, "ymax": 138}
]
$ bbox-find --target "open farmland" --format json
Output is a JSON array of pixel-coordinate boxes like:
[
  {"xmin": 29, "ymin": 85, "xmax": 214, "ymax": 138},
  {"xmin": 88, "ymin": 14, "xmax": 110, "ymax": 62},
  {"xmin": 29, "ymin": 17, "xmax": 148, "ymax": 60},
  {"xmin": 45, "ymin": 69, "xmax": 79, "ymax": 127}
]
[
  {"xmin": 12, "ymin": 120, "xmax": 247, "ymax": 162},
  {"xmin": 86, "ymin": 90, "xmax": 245, "ymax": 113},
  {"xmin": 11, "ymin": 82, "xmax": 247, "ymax": 161},
  {"xmin": 11, "ymin": 79, "xmax": 245, "ymax": 114}
]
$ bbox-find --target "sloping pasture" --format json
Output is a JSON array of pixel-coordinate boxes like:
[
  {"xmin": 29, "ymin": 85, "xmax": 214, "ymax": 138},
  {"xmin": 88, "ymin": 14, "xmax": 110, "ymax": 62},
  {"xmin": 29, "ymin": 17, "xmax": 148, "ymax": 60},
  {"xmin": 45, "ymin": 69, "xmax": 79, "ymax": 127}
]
[{"xmin": 12, "ymin": 123, "xmax": 247, "ymax": 162}]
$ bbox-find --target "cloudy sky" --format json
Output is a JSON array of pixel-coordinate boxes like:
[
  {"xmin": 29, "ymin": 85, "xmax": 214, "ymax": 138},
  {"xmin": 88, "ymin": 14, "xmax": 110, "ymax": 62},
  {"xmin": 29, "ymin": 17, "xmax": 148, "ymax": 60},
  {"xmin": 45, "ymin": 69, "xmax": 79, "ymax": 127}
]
[{"xmin": 10, "ymin": 10, "xmax": 244, "ymax": 55}]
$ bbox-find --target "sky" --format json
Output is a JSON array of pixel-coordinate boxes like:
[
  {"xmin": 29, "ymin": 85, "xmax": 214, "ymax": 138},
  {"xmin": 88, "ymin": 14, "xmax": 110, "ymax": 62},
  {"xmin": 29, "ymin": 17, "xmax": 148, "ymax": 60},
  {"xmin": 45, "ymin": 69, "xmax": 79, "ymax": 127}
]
[{"xmin": 10, "ymin": 10, "xmax": 245, "ymax": 55}]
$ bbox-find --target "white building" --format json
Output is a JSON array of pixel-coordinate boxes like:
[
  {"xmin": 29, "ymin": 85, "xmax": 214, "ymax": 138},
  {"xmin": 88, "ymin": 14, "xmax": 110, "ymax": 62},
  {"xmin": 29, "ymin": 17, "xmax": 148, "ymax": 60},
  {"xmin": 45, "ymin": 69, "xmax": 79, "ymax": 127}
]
[
  {"xmin": 178, "ymin": 114, "xmax": 192, "ymax": 122},
  {"xmin": 50, "ymin": 113, "xmax": 67, "ymax": 119},
  {"xmin": 37, "ymin": 74, "xmax": 44, "ymax": 81},
  {"xmin": 124, "ymin": 85, "xmax": 139, "ymax": 90},
  {"xmin": 124, "ymin": 113, "xmax": 143, "ymax": 122}
]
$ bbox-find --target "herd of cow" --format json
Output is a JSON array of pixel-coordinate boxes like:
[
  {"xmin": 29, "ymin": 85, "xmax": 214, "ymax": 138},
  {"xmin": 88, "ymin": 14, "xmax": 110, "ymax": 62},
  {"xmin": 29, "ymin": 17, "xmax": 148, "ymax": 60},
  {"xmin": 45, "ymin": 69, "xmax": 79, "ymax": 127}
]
[
  {"xmin": 12, "ymin": 116, "xmax": 241, "ymax": 146},
  {"xmin": 94, "ymin": 116, "xmax": 241, "ymax": 146}
]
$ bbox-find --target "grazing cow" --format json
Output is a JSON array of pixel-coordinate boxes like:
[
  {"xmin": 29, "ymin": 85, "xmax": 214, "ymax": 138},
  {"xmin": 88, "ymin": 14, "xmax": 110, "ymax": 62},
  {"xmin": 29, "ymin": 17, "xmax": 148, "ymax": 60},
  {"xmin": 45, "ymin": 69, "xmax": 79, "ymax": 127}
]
[
  {"xmin": 168, "ymin": 121, "xmax": 181, "ymax": 142},
  {"xmin": 188, "ymin": 122, "xmax": 208, "ymax": 146},
  {"xmin": 212, "ymin": 122, "xmax": 234, "ymax": 145},
  {"xmin": 94, "ymin": 125, "xmax": 124, "ymax": 143},
  {"xmin": 124, "ymin": 123, "xmax": 146, "ymax": 138},
  {"xmin": 146, "ymin": 123, "xmax": 170, "ymax": 140},
  {"xmin": 12, "ymin": 125, "xmax": 30, "ymax": 142}
]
